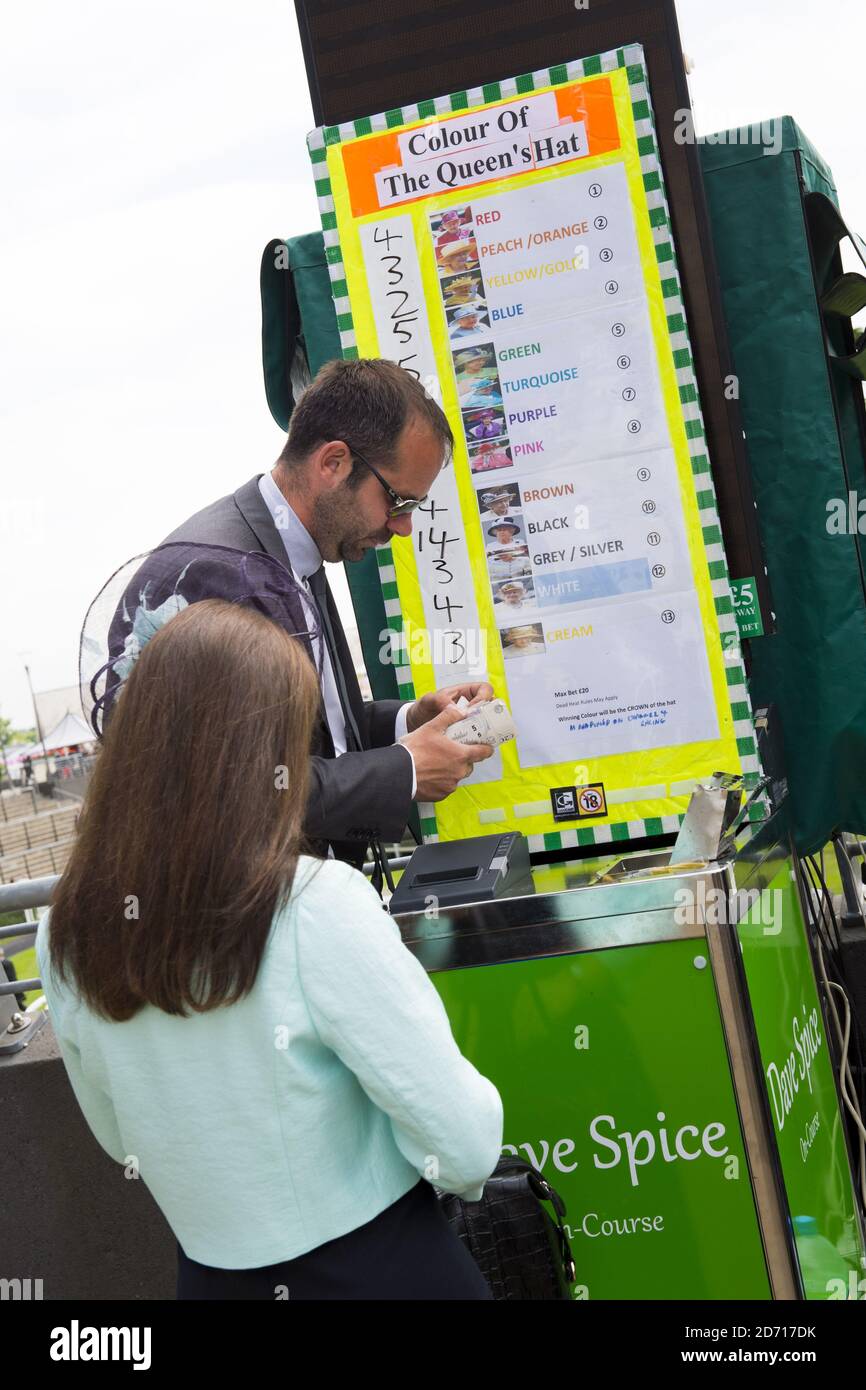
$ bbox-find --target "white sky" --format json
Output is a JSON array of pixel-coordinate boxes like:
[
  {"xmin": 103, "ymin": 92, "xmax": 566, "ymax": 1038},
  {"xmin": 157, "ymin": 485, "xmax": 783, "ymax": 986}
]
[{"xmin": 2, "ymin": 0, "xmax": 864, "ymax": 727}]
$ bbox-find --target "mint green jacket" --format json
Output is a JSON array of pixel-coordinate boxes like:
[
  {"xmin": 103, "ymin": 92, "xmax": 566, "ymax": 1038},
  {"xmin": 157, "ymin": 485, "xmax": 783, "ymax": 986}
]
[{"xmin": 36, "ymin": 856, "xmax": 503, "ymax": 1268}]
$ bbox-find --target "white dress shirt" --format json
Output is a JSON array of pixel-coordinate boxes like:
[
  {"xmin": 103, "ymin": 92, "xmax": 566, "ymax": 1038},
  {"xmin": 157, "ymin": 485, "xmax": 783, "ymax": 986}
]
[{"xmin": 258, "ymin": 473, "xmax": 416, "ymax": 794}]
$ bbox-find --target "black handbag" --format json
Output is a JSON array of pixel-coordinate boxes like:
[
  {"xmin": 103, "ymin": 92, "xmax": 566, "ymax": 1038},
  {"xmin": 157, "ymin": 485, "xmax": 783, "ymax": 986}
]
[{"xmin": 435, "ymin": 1156, "xmax": 576, "ymax": 1299}]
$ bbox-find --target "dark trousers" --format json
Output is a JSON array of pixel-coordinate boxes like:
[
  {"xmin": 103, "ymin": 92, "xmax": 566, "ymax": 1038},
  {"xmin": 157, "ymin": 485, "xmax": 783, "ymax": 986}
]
[{"xmin": 176, "ymin": 1179, "xmax": 493, "ymax": 1301}]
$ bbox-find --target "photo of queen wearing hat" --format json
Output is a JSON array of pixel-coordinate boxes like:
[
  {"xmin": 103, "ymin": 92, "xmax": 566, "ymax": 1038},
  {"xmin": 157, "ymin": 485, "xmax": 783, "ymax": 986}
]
[
  {"xmin": 447, "ymin": 303, "xmax": 490, "ymax": 340},
  {"xmin": 501, "ymin": 623, "xmax": 547, "ymax": 659},
  {"xmin": 454, "ymin": 343, "xmax": 498, "ymax": 397},
  {"xmin": 469, "ymin": 439, "xmax": 513, "ymax": 473},
  {"xmin": 430, "ymin": 207, "xmax": 479, "ymax": 274},
  {"xmin": 486, "ymin": 519, "xmax": 526, "ymax": 551},
  {"xmin": 485, "ymin": 520, "xmax": 529, "ymax": 583},
  {"xmin": 463, "ymin": 406, "xmax": 507, "ymax": 443},
  {"xmin": 441, "ymin": 271, "xmax": 485, "ymax": 309},
  {"xmin": 493, "ymin": 578, "xmax": 535, "ymax": 611},
  {"xmin": 477, "ymin": 483, "xmax": 521, "ymax": 521}
]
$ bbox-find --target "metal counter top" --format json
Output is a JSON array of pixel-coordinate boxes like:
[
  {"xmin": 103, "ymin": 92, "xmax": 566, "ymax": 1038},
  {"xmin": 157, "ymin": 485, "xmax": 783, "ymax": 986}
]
[{"xmin": 392, "ymin": 846, "xmax": 733, "ymax": 971}]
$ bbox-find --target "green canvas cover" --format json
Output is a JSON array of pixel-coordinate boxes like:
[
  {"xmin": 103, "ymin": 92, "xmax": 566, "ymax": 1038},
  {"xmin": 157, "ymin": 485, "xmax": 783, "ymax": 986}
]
[
  {"xmin": 700, "ymin": 118, "xmax": 866, "ymax": 852},
  {"xmin": 260, "ymin": 232, "xmax": 342, "ymax": 429}
]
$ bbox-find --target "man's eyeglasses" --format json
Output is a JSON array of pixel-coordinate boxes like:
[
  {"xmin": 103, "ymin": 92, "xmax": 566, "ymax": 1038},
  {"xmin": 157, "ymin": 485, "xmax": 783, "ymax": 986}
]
[{"xmin": 346, "ymin": 446, "xmax": 428, "ymax": 518}]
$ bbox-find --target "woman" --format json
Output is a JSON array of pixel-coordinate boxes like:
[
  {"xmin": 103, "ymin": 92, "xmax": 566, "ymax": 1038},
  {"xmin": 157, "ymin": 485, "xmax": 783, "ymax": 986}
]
[
  {"xmin": 471, "ymin": 441, "xmax": 514, "ymax": 473},
  {"xmin": 37, "ymin": 599, "xmax": 503, "ymax": 1299},
  {"xmin": 466, "ymin": 408, "xmax": 505, "ymax": 442}
]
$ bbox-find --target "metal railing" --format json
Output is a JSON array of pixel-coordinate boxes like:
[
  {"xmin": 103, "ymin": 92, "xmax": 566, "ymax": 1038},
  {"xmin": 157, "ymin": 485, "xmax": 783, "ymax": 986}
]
[
  {"xmin": 0, "ymin": 875, "xmax": 54, "ymax": 1052},
  {"xmin": 50, "ymin": 753, "xmax": 95, "ymax": 777},
  {"xmin": 0, "ymin": 841, "xmax": 414, "ymax": 1001},
  {"xmin": 0, "ymin": 875, "xmax": 56, "ymax": 1002}
]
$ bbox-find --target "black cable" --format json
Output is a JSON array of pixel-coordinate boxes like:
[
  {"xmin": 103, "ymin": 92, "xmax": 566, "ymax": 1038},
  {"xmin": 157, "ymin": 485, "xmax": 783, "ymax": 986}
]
[
  {"xmin": 809, "ymin": 853, "xmax": 844, "ymax": 955},
  {"xmin": 800, "ymin": 854, "xmax": 866, "ymax": 1119},
  {"xmin": 805, "ymin": 856, "xmax": 844, "ymax": 968},
  {"xmin": 802, "ymin": 857, "xmax": 843, "ymax": 973},
  {"xmin": 804, "ymin": 855, "xmax": 866, "ymax": 1113}
]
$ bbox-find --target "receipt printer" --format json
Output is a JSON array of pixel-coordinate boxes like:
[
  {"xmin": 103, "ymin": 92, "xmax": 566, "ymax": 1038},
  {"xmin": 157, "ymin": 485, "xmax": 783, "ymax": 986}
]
[{"xmin": 388, "ymin": 832, "xmax": 532, "ymax": 915}]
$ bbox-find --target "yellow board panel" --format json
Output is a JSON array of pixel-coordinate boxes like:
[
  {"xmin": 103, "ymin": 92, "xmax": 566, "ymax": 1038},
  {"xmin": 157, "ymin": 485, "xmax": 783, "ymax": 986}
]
[{"xmin": 311, "ymin": 52, "xmax": 758, "ymax": 845}]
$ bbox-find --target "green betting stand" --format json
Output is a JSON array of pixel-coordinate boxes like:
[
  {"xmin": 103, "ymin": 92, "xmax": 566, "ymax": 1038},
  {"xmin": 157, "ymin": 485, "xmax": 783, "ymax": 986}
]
[
  {"xmin": 392, "ymin": 809, "xmax": 866, "ymax": 1301},
  {"xmin": 260, "ymin": 119, "xmax": 866, "ymax": 1300}
]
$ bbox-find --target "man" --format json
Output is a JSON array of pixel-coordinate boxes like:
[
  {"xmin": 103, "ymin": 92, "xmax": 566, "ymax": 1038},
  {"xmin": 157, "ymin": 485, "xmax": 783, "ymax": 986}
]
[{"xmin": 157, "ymin": 358, "xmax": 494, "ymax": 868}]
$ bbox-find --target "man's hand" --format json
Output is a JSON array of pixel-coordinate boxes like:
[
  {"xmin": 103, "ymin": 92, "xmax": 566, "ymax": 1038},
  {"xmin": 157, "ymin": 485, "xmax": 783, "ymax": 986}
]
[
  {"xmin": 400, "ymin": 705, "xmax": 494, "ymax": 802},
  {"xmin": 405, "ymin": 681, "xmax": 494, "ymax": 733}
]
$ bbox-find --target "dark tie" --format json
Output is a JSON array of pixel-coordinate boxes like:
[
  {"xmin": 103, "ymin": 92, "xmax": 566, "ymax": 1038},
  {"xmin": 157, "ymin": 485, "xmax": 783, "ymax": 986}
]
[
  {"xmin": 306, "ymin": 565, "xmax": 391, "ymax": 894},
  {"xmin": 307, "ymin": 565, "xmax": 362, "ymax": 753}
]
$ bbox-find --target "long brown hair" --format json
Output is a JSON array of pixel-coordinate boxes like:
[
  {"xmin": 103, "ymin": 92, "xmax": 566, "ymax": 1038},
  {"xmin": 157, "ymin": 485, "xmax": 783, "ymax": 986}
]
[{"xmin": 49, "ymin": 599, "xmax": 321, "ymax": 1020}]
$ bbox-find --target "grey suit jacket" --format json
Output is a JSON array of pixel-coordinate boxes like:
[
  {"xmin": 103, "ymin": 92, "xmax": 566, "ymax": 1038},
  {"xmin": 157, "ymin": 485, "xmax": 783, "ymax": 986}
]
[{"xmin": 160, "ymin": 476, "xmax": 414, "ymax": 863}]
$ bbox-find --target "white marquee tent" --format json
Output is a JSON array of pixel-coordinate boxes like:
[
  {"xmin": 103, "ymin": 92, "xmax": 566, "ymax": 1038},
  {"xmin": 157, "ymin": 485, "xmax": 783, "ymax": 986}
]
[{"xmin": 39, "ymin": 711, "xmax": 94, "ymax": 752}]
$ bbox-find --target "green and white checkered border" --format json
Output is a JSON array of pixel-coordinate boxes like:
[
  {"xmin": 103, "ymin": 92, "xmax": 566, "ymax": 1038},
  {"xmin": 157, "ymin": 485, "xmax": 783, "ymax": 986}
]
[{"xmin": 308, "ymin": 43, "xmax": 764, "ymax": 853}]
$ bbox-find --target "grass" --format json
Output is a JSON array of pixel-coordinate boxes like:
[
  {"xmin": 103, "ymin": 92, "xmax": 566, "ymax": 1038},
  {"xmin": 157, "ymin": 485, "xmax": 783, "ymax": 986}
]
[
  {"xmin": 1, "ymin": 908, "xmax": 43, "ymax": 1009},
  {"xmin": 6, "ymin": 942, "xmax": 43, "ymax": 1008}
]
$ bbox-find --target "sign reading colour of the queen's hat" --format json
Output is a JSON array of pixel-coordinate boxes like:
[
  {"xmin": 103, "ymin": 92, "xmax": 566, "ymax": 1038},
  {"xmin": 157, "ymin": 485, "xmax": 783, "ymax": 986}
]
[{"xmin": 308, "ymin": 42, "xmax": 762, "ymax": 850}]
